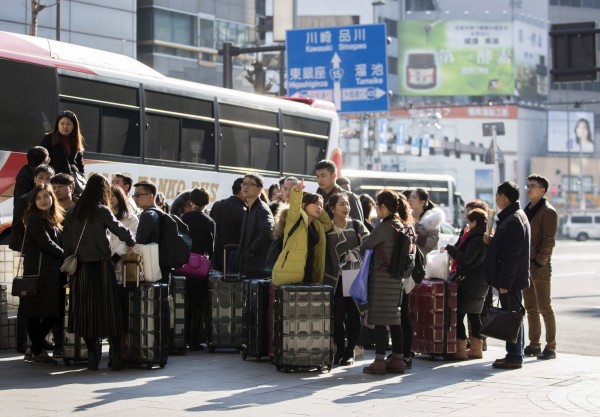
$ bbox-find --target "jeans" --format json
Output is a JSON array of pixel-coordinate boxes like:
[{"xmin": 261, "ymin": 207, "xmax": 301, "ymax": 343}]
[{"xmin": 499, "ymin": 291, "xmax": 524, "ymax": 363}]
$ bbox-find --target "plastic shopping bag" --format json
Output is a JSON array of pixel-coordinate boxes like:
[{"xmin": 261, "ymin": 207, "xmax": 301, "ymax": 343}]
[{"xmin": 425, "ymin": 250, "xmax": 450, "ymax": 280}]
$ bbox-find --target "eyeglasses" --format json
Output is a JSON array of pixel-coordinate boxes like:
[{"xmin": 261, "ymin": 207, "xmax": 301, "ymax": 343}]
[
  {"xmin": 132, "ymin": 193, "xmax": 150, "ymax": 198},
  {"xmin": 524, "ymin": 184, "xmax": 542, "ymax": 190},
  {"xmin": 241, "ymin": 182, "xmax": 258, "ymax": 188}
]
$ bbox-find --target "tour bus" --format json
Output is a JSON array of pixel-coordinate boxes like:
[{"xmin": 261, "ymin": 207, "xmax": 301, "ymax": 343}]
[
  {"xmin": 342, "ymin": 168, "xmax": 465, "ymax": 227},
  {"xmin": 0, "ymin": 31, "xmax": 341, "ymax": 244}
]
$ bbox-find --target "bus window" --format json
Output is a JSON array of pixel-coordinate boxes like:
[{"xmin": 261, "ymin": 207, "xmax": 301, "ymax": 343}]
[
  {"xmin": 60, "ymin": 76, "xmax": 138, "ymax": 107},
  {"xmin": 220, "ymin": 104, "xmax": 278, "ymax": 127},
  {"xmin": 146, "ymin": 114, "xmax": 180, "ymax": 161},
  {"xmin": 181, "ymin": 119, "xmax": 215, "ymax": 165},
  {"xmin": 219, "ymin": 125, "xmax": 278, "ymax": 171},
  {"xmin": 282, "ymin": 115, "xmax": 330, "ymax": 137},
  {"xmin": 0, "ymin": 60, "xmax": 56, "ymax": 152},
  {"xmin": 283, "ymin": 134, "xmax": 327, "ymax": 176},
  {"xmin": 101, "ymin": 108, "xmax": 140, "ymax": 157},
  {"xmin": 145, "ymin": 91, "xmax": 213, "ymax": 118}
]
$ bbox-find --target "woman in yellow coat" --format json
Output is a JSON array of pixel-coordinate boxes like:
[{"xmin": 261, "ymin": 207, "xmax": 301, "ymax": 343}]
[{"xmin": 272, "ymin": 179, "xmax": 332, "ymax": 285}]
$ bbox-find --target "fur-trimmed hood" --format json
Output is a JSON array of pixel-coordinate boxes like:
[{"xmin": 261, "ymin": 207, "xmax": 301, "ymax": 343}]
[
  {"xmin": 273, "ymin": 204, "xmax": 290, "ymax": 240},
  {"xmin": 418, "ymin": 207, "xmax": 446, "ymax": 231}
]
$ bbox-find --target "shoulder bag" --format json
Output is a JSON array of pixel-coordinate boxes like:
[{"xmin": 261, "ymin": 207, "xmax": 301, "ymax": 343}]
[
  {"xmin": 11, "ymin": 225, "xmax": 43, "ymax": 298},
  {"xmin": 60, "ymin": 219, "xmax": 87, "ymax": 276}
]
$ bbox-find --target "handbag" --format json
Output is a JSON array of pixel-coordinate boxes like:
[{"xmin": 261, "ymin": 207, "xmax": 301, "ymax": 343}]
[
  {"xmin": 425, "ymin": 250, "xmax": 450, "ymax": 280},
  {"xmin": 480, "ymin": 294, "xmax": 525, "ymax": 343},
  {"xmin": 137, "ymin": 243, "xmax": 162, "ymax": 282},
  {"xmin": 176, "ymin": 252, "xmax": 211, "ymax": 279},
  {"xmin": 11, "ymin": 225, "xmax": 43, "ymax": 298},
  {"xmin": 60, "ymin": 219, "xmax": 87, "ymax": 276},
  {"xmin": 349, "ymin": 248, "xmax": 373, "ymax": 306}
]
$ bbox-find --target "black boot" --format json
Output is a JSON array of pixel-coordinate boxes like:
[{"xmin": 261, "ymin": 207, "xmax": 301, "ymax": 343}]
[
  {"xmin": 84, "ymin": 337, "xmax": 101, "ymax": 371},
  {"xmin": 109, "ymin": 336, "xmax": 125, "ymax": 371}
]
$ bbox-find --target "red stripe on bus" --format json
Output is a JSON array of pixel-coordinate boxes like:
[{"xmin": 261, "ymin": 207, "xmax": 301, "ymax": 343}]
[{"xmin": 0, "ymin": 152, "xmax": 27, "ymax": 197}]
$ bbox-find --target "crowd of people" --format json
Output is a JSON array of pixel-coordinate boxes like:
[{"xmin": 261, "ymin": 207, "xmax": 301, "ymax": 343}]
[{"xmin": 10, "ymin": 109, "xmax": 559, "ymax": 375}]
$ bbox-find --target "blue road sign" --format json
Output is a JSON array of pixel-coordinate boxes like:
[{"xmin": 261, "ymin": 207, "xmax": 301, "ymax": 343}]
[{"xmin": 286, "ymin": 24, "xmax": 388, "ymax": 114}]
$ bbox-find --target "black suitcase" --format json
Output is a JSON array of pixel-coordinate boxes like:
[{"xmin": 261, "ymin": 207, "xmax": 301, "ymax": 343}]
[
  {"xmin": 124, "ymin": 283, "xmax": 170, "ymax": 369},
  {"xmin": 208, "ymin": 273, "xmax": 243, "ymax": 352},
  {"xmin": 273, "ymin": 284, "xmax": 334, "ymax": 372},
  {"xmin": 169, "ymin": 275, "xmax": 186, "ymax": 355},
  {"xmin": 241, "ymin": 278, "xmax": 270, "ymax": 361},
  {"xmin": 63, "ymin": 286, "xmax": 88, "ymax": 365}
]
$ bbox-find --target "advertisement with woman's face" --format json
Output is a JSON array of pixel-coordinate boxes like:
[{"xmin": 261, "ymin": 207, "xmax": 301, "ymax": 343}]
[{"xmin": 548, "ymin": 111, "xmax": 595, "ymax": 153}]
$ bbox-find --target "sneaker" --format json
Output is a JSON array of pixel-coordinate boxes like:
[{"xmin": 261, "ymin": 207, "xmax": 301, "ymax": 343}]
[
  {"xmin": 354, "ymin": 346, "xmax": 365, "ymax": 358},
  {"xmin": 524, "ymin": 345, "xmax": 541, "ymax": 357},
  {"xmin": 23, "ymin": 349, "xmax": 33, "ymax": 363},
  {"xmin": 403, "ymin": 357, "xmax": 413, "ymax": 369},
  {"xmin": 30, "ymin": 351, "xmax": 58, "ymax": 366},
  {"xmin": 53, "ymin": 348, "xmax": 64, "ymax": 359},
  {"xmin": 537, "ymin": 348, "xmax": 556, "ymax": 360}
]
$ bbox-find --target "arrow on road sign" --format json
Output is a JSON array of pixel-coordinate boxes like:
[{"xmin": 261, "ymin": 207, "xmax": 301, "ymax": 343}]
[{"xmin": 342, "ymin": 87, "xmax": 387, "ymax": 101}]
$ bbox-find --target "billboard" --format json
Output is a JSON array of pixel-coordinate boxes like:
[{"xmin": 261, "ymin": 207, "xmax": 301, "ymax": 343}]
[
  {"xmin": 513, "ymin": 21, "xmax": 549, "ymax": 100},
  {"xmin": 398, "ymin": 20, "xmax": 514, "ymax": 96},
  {"xmin": 547, "ymin": 111, "xmax": 595, "ymax": 154}
]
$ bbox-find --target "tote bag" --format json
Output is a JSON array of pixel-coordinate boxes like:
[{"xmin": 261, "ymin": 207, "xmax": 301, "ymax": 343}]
[
  {"xmin": 341, "ymin": 260, "xmax": 361, "ymax": 297},
  {"xmin": 349, "ymin": 249, "xmax": 373, "ymax": 305},
  {"xmin": 480, "ymin": 295, "xmax": 525, "ymax": 343},
  {"xmin": 137, "ymin": 243, "xmax": 161, "ymax": 282}
]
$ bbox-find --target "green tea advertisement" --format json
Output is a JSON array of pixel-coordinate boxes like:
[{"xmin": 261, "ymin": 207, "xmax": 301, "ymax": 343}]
[{"xmin": 398, "ymin": 20, "xmax": 514, "ymax": 96}]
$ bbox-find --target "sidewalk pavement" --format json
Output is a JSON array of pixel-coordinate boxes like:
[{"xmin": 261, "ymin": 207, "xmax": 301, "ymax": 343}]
[{"xmin": 1, "ymin": 341, "xmax": 599, "ymax": 417}]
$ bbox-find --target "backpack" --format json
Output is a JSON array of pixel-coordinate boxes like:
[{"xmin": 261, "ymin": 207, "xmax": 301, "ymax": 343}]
[
  {"xmin": 150, "ymin": 208, "xmax": 192, "ymax": 270},
  {"xmin": 266, "ymin": 217, "xmax": 302, "ymax": 271},
  {"xmin": 378, "ymin": 224, "xmax": 417, "ymax": 281}
]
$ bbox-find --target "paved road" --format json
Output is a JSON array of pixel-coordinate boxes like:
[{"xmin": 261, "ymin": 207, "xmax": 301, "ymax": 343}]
[{"xmin": 547, "ymin": 240, "xmax": 600, "ymax": 356}]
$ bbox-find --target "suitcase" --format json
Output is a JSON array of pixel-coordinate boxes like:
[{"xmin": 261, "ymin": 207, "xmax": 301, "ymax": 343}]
[
  {"xmin": 124, "ymin": 283, "xmax": 170, "ymax": 369},
  {"xmin": 223, "ymin": 244, "xmax": 239, "ymax": 282},
  {"xmin": 63, "ymin": 286, "xmax": 88, "ymax": 365},
  {"xmin": 241, "ymin": 278, "xmax": 271, "ymax": 361},
  {"xmin": 273, "ymin": 284, "xmax": 334, "ymax": 372},
  {"xmin": 410, "ymin": 278, "xmax": 457, "ymax": 357},
  {"xmin": 169, "ymin": 275, "xmax": 186, "ymax": 355},
  {"xmin": 208, "ymin": 273, "xmax": 244, "ymax": 352}
]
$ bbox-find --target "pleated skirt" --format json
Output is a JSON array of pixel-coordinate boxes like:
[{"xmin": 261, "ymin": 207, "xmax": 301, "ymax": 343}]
[{"xmin": 68, "ymin": 260, "xmax": 123, "ymax": 338}]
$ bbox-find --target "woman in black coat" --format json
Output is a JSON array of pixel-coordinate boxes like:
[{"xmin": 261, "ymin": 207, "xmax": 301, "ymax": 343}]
[
  {"xmin": 20, "ymin": 184, "xmax": 65, "ymax": 365},
  {"xmin": 443, "ymin": 208, "xmax": 489, "ymax": 360},
  {"xmin": 181, "ymin": 188, "xmax": 215, "ymax": 350},
  {"xmin": 40, "ymin": 110, "xmax": 85, "ymax": 176},
  {"xmin": 63, "ymin": 174, "xmax": 135, "ymax": 371}
]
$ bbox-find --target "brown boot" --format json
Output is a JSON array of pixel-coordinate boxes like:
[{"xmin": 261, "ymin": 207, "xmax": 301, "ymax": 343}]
[
  {"xmin": 447, "ymin": 339, "xmax": 468, "ymax": 360},
  {"xmin": 363, "ymin": 359, "xmax": 386, "ymax": 375},
  {"xmin": 385, "ymin": 356, "xmax": 405, "ymax": 374},
  {"xmin": 467, "ymin": 337, "xmax": 483, "ymax": 359}
]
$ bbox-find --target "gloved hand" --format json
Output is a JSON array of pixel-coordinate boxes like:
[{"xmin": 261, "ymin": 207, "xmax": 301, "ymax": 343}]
[{"xmin": 402, "ymin": 276, "xmax": 416, "ymax": 294}]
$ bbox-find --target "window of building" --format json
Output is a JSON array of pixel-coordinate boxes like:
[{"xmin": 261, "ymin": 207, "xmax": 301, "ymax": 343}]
[
  {"xmin": 138, "ymin": 7, "xmax": 197, "ymax": 58},
  {"xmin": 388, "ymin": 56, "xmax": 398, "ymax": 75},
  {"xmin": 406, "ymin": 0, "xmax": 436, "ymax": 11},
  {"xmin": 384, "ymin": 18, "xmax": 397, "ymax": 37}
]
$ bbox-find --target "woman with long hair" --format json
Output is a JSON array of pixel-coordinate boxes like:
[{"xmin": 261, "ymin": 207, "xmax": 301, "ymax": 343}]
[
  {"xmin": 359, "ymin": 190, "xmax": 414, "ymax": 375},
  {"xmin": 181, "ymin": 188, "xmax": 215, "ymax": 350},
  {"xmin": 20, "ymin": 184, "xmax": 65, "ymax": 365},
  {"xmin": 40, "ymin": 110, "xmax": 85, "ymax": 176},
  {"xmin": 442, "ymin": 208, "xmax": 489, "ymax": 360},
  {"xmin": 63, "ymin": 174, "xmax": 135, "ymax": 371},
  {"xmin": 108, "ymin": 185, "xmax": 139, "ymax": 283},
  {"xmin": 408, "ymin": 188, "xmax": 445, "ymax": 256},
  {"xmin": 324, "ymin": 192, "xmax": 369, "ymax": 366},
  {"xmin": 272, "ymin": 179, "xmax": 332, "ymax": 285}
]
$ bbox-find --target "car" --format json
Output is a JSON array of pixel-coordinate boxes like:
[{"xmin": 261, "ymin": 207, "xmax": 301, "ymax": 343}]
[{"xmin": 561, "ymin": 212, "xmax": 600, "ymax": 241}]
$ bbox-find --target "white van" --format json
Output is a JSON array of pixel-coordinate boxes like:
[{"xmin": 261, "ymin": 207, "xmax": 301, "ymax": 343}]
[{"xmin": 561, "ymin": 212, "xmax": 600, "ymax": 241}]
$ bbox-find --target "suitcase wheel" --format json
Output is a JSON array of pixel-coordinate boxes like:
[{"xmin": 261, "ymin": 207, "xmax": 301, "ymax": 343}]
[
  {"xmin": 255, "ymin": 355, "xmax": 261, "ymax": 362},
  {"xmin": 64, "ymin": 359, "xmax": 71, "ymax": 366},
  {"xmin": 160, "ymin": 361, "xmax": 167, "ymax": 369},
  {"xmin": 146, "ymin": 363, "xmax": 153, "ymax": 370},
  {"xmin": 208, "ymin": 344, "xmax": 216, "ymax": 353}
]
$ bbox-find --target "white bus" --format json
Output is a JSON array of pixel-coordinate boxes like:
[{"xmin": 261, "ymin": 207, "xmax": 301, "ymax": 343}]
[
  {"xmin": 342, "ymin": 169, "xmax": 465, "ymax": 227},
  {"xmin": 0, "ymin": 31, "xmax": 340, "ymax": 243}
]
